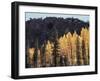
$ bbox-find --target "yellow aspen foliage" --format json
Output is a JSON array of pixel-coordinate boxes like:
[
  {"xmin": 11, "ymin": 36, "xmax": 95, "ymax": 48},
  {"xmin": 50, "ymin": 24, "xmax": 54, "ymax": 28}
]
[
  {"xmin": 37, "ymin": 49, "xmax": 41, "ymax": 67},
  {"xmin": 59, "ymin": 34, "xmax": 67, "ymax": 56},
  {"xmin": 27, "ymin": 27, "xmax": 90, "ymax": 67},
  {"xmin": 28, "ymin": 48, "xmax": 35, "ymax": 65},
  {"xmin": 66, "ymin": 32, "xmax": 72, "ymax": 65},
  {"xmin": 81, "ymin": 27, "xmax": 89, "ymax": 65},
  {"xmin": 77, "ymin": 36, "xmax": 84, "ymax": 65},
  {"xmin": 45, "ymin": 40, "xmax": 53, "ymax": 65},
  {"xmin": 28, "ymin": 48, "xmax": 41, "ymax": 67}
]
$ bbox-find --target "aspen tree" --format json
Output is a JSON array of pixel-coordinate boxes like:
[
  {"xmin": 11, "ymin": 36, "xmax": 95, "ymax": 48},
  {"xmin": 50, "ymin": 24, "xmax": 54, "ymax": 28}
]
[
  {"xmin": 28, "ymin": 48, "xmax": 34, "ymax": 67},
  {"xmin": 41, "ymin": 41, "xmax": 46, "ymax": 67},
  {"xmin": 76, "ymin": 36, "xmax": 84, "ymax": 65},
  {"xmin": 66, "ymin": 32, "xmax": 72, "ymax": 65},
  {"xmin": 45, "ymin": 40, "xmax": 53, "ymax": 66},
  {"xmin": 81, "ymin": 28, "xmax": 89, "ymax": 65}
]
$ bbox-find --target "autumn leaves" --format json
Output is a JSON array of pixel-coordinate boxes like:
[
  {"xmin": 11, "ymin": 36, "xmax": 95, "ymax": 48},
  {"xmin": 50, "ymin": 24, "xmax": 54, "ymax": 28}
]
[{"xmin": 27, "ymin": 27, "xmax": 89, "ymax": 68}]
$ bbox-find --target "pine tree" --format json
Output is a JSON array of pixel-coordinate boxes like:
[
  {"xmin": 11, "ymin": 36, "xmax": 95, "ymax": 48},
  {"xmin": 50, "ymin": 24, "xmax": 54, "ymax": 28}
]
[
  {"xmin": 26, "ymin": 40, "xmax": 30, "ymax": 68},
  {"xmin": 33, "ymin": 38, "xmax": 39, "ymax": 67},
  {"xmin": 52, "ymin": 38, "xmax": 61, "ymax": 66},
  {"xmin": 41, "ymin": 41, "xmax": 46, "ymax": 67},
  {"xmin": 52, "ymin": 27, "xmax": 61, "ymax": 66}
]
